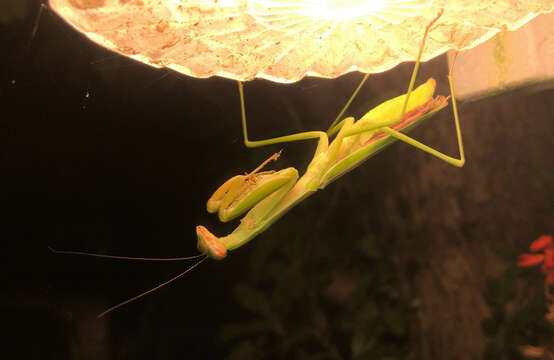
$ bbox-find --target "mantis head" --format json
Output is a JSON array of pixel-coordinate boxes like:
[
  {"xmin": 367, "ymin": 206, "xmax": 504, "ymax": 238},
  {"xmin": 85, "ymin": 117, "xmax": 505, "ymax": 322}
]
[{"xmin": 196, "ymin": 225, "xmax": 227, "ymax": 260}]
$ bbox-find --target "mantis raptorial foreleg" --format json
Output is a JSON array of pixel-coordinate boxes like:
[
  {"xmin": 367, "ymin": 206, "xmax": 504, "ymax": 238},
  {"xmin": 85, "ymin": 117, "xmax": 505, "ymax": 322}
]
[
  {"xmin": 205, "ymin": 151, "xmax": 299, "ymax": 222},
  {"xmin": 364, "ymin": 58, "xmax": 465, "ymax": 168},
  {"xmin": 196, "ymin": 9, "xmax": 466, "ymax": 259}
]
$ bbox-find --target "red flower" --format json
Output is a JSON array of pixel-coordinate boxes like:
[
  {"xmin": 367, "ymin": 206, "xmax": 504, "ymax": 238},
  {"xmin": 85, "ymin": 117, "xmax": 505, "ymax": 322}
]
[
  {"xmin": 544, "ymin": 248, "xmax": 554, "ymax": 271},
  {"xmin": 518, "ymin": 253, "xmax": 545, "ymax": 267},
  {"xmin": 518, "ymin": 235, "xmax": 554, "ymax": 269},
  {"xmin": 519, "ymin": 234, "xmax": 554, "ymax": 290},
  {"xmin": 530, "ymin": 235, "xmax": 553, "ymax": 252}
]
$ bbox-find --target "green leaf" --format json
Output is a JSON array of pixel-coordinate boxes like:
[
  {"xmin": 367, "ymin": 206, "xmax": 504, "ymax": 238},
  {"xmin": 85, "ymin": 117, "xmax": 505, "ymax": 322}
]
[
  {"xmin": 218, "ymin": 320, "xmax": 271, "ymax": 344},
  {"xmin": 232, "ymin": 283, "xmax": 272, "ymax": 317},
  {"xmin": 409, "ymin": 298, "xmax": 421, "ymax": 309},
  {"xmin": 483, "ymin": 271, "xmax": 516, "ymax": 308},
  {"xmin": 482, "ymin": 341, "xmax": 503, "ymax": 360},
  {"xmin": 282, "ymin": 328, "xmax": 319, "ymax": 354},
  {"xmin": 383, "ymin": 306, "xmax": 406, "ymax": 337},
  {"xmin": 351, "ymin": 331, "xmax": 374, "ymax": 358},
  {"xmin": 305, "ymin": 353, "xmax": 337, "ymax": 360},
  {"xmin": 226, "ymin": 341, "xmax": 256, "ymax": 360},
  {"xmin": 491, "ymin": 243, "xmax": 521, "ymax": 262},
  {"xmin": 355, "ymin": 301, "xmax": 379, "ymax": 324},
  {"xmin": 481, "ymin": 317, "xmax": 500, "ymax": 337}
]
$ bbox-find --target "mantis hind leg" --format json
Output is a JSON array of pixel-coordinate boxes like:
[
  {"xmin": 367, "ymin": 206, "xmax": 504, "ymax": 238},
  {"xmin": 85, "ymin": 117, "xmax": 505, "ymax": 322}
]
[
  {"xmin": 381, "ymin": 62, "xmax": 465, "ymax": 167},
  {"xmin": 354, "ymin": 10, "xmax": 465, "ymax": 167},
  {"xmin": 380, "ymin": 10, "xmax": 465, "ymax": 167}
]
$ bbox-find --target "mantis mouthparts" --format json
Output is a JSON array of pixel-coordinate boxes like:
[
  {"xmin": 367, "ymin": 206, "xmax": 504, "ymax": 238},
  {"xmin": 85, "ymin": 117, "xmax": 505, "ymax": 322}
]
[{"xmin": 196, "ymin": 225, "xmax": 227, "ymax": 260}]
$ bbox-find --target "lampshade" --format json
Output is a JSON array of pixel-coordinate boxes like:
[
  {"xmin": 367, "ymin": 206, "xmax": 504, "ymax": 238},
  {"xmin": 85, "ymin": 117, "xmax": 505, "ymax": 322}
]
[{"xmin": 50, "ymin": 0, "xmax": 554, "ymax": 83}]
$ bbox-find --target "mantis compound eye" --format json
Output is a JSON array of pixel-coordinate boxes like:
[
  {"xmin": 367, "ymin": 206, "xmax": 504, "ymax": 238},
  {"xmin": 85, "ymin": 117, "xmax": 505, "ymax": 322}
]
[{"xmin": 196, "ymin": 225, "xmax": 227, "ymax": 260}]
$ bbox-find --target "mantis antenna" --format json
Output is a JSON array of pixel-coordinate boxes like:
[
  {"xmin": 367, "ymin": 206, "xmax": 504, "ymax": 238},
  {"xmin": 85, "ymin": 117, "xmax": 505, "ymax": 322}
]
[
  {"xmin": 49, "ymin": 246, "xmax": 207, "ymax": 317},
  {"xmin": 48, "ymin": 246, "xmax": 204, "ymax": 261},
  {"xmin": 96, "ymin": 256, "xmax": 207, "ymax": 318}
]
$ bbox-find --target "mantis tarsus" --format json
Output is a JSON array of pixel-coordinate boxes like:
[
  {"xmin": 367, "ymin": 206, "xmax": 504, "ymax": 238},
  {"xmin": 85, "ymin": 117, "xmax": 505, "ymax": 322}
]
[{"xmin": 52, "ymin": 10, "xmax": 465, "ymax": 316}]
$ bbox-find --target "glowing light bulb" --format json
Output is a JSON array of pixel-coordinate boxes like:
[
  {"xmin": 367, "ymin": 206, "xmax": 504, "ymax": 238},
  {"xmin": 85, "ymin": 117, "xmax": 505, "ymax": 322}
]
[{"xmin": 306, "ymin": 0, "xmax": 387, "ymax": 21}]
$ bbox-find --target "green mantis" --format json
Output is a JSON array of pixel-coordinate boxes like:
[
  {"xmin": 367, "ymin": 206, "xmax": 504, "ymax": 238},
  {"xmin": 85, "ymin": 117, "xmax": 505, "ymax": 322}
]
[
  {"xmin": 52, "ymin": 11, "xmax": 465, "ymax": 316},
  {"xmin": 197, "ymin": 10, "xmax": 465, "ymax": 260}
]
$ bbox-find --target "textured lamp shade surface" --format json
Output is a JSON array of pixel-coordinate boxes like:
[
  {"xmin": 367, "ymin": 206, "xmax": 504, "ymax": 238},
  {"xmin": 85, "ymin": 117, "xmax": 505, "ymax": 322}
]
[
  {"xmin": 449, "ymin": 11, "xmax": 554, "ymax": 100},
  {"xmin": 49, "ymin": 0, "xmax": 554, "ymax": 83}
]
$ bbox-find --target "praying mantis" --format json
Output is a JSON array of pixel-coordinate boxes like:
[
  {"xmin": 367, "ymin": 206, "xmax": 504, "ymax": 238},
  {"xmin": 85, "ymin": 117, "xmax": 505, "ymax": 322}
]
[
  {"xmin": 52, "ymin": 10, "xmax": 465, "ymax": 316},
  {"xmin": 197, "ymin": 10, "xmax": 465, "ymax": 260}
]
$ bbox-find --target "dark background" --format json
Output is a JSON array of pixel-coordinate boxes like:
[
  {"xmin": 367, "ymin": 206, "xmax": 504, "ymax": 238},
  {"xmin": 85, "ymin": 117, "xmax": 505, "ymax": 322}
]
[{"xmin": 2, "ymin": 1, "xmax": 554, "ymax": 359}]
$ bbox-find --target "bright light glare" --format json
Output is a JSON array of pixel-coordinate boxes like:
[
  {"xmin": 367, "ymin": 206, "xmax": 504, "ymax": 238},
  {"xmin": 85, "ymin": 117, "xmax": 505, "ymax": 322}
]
[
  {"xmin": 49, "ymin": 0, "xmax": 554, "ymax": 82},
  {"xmin": 305, "ymin": 0, "xmax": 387, "ymax": 21}
]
